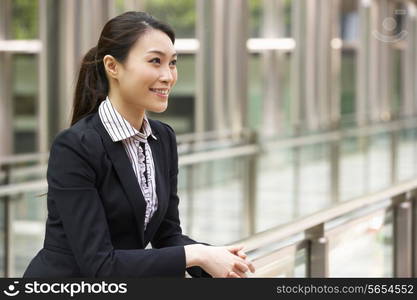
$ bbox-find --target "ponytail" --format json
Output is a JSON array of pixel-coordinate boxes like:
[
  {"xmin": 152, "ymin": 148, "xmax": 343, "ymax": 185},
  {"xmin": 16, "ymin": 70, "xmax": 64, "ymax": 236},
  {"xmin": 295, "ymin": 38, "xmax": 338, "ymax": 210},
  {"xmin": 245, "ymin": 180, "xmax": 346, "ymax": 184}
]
[{"xmin": 70, "ymin": 46, "xmax": 108, "ymax": 126}]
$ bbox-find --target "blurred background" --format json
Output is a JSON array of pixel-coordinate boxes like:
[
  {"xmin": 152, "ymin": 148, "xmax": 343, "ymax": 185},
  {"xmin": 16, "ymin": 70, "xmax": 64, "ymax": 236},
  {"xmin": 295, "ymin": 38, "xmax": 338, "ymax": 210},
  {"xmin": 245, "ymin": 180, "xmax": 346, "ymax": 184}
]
[{"xmin": 1, "ymin": 0, "xmax": 417, "ymax": 278}]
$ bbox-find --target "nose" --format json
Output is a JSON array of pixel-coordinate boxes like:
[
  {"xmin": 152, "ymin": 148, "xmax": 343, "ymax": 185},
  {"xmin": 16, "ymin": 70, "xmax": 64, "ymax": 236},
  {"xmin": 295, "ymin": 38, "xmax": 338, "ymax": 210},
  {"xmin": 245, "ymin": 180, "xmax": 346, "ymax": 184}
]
[{"xmin": 159, "ymin": 66, "xmax": 174, "ymax": 84}]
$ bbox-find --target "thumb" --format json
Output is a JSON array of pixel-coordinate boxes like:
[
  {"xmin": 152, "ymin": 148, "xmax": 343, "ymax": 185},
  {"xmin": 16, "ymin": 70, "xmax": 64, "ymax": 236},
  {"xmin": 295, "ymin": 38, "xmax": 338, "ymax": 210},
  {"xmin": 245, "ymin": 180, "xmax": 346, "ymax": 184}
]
[
  {"xmin": 237, "ymin": 250, "xmax": 247, "ymax": 259},
  {"xmin": 227, "ymin": 244, "xmax": 244, "ymax": 252}
]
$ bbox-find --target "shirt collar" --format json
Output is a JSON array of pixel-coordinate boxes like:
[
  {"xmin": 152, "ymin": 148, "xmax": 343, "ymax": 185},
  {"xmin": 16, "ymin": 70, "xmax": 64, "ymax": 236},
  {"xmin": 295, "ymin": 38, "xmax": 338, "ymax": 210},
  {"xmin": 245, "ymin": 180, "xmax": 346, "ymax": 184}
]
[{"xmin": 98, "ymin": 96, "xmax": 158, "ymax": 142}]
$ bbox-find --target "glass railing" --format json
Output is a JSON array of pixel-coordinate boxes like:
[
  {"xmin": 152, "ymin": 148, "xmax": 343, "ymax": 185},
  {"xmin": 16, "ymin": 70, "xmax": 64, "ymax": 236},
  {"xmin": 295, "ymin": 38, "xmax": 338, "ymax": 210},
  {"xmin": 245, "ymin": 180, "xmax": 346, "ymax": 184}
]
[
  {"xmin": 179, "ymin": 119, "xmax": 417, "ymax": 244},
  {"xmin": 327, "ymin": 208, "xmax": 393, "ymax": 277},
  {"xmin": 240, "ymin": 196, "xmax": 403, "ymax": 278}
]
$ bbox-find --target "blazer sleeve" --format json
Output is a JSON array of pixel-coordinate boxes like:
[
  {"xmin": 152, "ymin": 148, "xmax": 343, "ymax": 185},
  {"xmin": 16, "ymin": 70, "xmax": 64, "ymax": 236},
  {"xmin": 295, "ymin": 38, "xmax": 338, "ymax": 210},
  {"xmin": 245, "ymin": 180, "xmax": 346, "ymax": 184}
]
[
  {"xmin": 150, "ymin": 123, "xmax": 212, "ymax": 278},
  {"xmin": 47, "ymin": 128, "xmax": 187, "ymax": 277}
]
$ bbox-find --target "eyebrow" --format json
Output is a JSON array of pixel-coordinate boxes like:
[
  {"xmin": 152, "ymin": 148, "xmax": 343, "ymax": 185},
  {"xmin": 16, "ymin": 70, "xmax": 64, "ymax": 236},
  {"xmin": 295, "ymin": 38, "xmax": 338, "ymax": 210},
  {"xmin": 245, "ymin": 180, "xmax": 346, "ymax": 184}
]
[{"xmin": 146, "ymin": 50, "xmax": 177, "ymax": 57}]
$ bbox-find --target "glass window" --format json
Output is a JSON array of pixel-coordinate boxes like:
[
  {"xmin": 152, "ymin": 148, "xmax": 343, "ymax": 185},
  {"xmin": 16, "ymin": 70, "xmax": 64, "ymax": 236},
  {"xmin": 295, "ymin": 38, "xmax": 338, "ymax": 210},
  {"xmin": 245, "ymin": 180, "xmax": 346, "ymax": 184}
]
[
  {"xmin": 283, "ymin": 0, "xmax": 292, "ymax": 37},
  {"xmin": 144, "ymin": 0, "xmax": 196, "ymax": 38},
  {"xmin": 115, "ymin": 0, "xmax": 126, "ymax": 15},
  {"xmin": 391, "ymin": 49, "xmax": 402, "ymax": 119},
  {"xmin": 248, "ymin": 53, "xmax": 262, "ymax": 130},
  {"xmin": 12, "ymin": 54, "xmax": 38, "ymax": 153},
  {"xmin": 341, "ymin": 0, "xmax": 359, "ymax": 41},
  {"xmin": 249, "ymin": 0, "xmax": 262, "ymax": 38},
  {"xmin": 390, "ymin": 1, "xmax": 407, "ymax": 120},
  {"xmin": 281, "ymin": 52, "xmax": 292, "ymax": 134},
  {"xmin": 340, "ymin": 49, "xmax": 357, "ymax": 127},
  {"xmin": 114, "ymin": 0, "xmax": 196, "ymax": 38},
  {"xmin": 249, "ymin": 0, "xmax": 292, "ymax": 38},
  {"xmin": 11, "ymin": 0, "xmax": 39, "ymax": 39},
  {"xmin": 340, "ymin": 0, "xmax": 358, "ymax": 127},
  {"xmin": 248, "ymin": 52, "xmax": 292, "ymax": 134}
]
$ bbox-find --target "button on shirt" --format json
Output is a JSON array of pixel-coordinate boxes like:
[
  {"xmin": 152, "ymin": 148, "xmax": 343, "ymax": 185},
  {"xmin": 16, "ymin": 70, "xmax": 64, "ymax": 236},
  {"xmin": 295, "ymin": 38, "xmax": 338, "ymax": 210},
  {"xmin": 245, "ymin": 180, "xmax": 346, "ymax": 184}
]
[{"xmin": 98, "ymin": 97, "xmax": 158, "ymax": 230}]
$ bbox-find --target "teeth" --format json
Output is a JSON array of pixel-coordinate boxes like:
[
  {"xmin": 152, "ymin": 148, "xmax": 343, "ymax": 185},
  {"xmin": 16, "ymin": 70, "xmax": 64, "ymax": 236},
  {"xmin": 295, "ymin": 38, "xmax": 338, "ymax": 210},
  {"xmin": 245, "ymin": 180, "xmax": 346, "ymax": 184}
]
[{"xmin": 151, "ymin": 89, "xmax": 169, "ymax": 95}]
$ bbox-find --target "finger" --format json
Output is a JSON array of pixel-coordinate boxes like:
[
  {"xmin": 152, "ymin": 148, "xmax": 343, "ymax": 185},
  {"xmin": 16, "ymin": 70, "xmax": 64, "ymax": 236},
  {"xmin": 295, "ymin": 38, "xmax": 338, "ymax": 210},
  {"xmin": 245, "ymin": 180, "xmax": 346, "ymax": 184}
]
[
  {"xmin": 229, "ymin": 248, "xmax": 247, "ymax": 260},
  {"xmin": 234, "ymin": 261, "xmax": 248, "ymax": 273},
  {"xmin": 233, "ymin": 251, "xmax": 246, "ymax": 260},
  {"xmin": 237, "ymin": 250, "xmax": 247, "ymax": 259},
  {"xmin": 237, "ymin": 256, "xmax": 256, "ymax": 273},
  {"xmin": 232, "ymin": 268, "xmax": 247, "ymax": 278},
  {"xmin": 246, "ymin": 260, "xmax": 256, "ymax": 273},
  {"xmin": 228, "ymin": 271, "xmax": 240, "ymax": 278},
  {"xmin": 227, "ymin": 244, "xmax": 244, "ymax": 252}
]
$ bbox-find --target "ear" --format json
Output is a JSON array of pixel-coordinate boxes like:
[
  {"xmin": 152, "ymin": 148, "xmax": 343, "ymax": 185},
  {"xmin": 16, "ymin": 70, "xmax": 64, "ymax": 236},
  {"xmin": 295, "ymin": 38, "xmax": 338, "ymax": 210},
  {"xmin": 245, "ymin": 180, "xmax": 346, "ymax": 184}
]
[{"xmin": 103, "ymin": 54, "xmax": 120, "ymax": 79}]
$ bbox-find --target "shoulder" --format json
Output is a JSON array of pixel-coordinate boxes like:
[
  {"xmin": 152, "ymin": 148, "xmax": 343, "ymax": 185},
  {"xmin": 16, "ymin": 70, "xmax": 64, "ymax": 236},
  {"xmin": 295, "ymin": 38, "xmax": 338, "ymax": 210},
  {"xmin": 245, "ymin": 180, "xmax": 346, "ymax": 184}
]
[
  {"xmin": 48, "ymin": 114, "xmax": 103, "ymax": 182},
  {"xmin": 50, "ymin": 113, "xmax": 103, "ymax": 158}
]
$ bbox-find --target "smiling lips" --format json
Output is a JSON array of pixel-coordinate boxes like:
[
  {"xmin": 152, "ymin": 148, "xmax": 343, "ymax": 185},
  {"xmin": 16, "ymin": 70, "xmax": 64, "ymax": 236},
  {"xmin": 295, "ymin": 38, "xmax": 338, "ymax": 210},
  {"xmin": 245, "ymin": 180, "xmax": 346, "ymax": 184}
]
[{"xmin": 149, "ymin": 88, "xmax": 169, "ymax": 98}]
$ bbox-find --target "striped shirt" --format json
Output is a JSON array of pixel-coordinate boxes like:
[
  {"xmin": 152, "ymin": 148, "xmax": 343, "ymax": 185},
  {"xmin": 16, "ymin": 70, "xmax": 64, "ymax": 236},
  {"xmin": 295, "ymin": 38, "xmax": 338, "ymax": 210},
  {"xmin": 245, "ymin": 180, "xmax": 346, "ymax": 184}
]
[{"xmin": 98, "ymin": 96, "xmax": 158, "ymax": 230}]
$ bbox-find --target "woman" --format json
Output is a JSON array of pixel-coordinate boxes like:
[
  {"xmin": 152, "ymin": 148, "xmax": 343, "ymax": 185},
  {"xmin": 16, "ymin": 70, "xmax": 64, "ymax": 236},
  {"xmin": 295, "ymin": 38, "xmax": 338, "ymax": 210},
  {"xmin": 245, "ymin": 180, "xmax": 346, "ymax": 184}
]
[{"xmin": 23, "ymin": 11, "xmax": 255, "ymax": 278}]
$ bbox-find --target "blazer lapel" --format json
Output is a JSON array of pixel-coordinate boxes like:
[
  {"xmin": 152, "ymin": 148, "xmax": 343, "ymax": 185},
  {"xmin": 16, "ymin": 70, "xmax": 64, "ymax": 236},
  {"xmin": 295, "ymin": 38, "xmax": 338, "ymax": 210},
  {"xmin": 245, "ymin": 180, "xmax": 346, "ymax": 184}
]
[
  {"xmin": 143, "ymin": 125, "xmax": 168, "ymax": 244},
  {"xmin": 93, "ymin": 113, "xmax": 146, "ymax": 244}
]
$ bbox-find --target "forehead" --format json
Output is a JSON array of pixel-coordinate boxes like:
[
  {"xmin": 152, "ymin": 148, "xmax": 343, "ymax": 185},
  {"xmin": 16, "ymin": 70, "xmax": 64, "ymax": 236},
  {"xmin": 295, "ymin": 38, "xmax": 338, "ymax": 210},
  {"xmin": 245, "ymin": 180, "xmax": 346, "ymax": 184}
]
[{"xmin": 129, "ymin": 29, "xmax": 175, "ymax": 57}]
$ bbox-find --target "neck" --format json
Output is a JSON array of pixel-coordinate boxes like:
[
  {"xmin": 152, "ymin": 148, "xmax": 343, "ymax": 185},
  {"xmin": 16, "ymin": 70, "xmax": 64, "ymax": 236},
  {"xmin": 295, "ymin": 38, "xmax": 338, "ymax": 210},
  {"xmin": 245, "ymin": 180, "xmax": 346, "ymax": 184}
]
[{"xmin": 107, "ymin": 91, "xmax": 145, "ymax": 131}]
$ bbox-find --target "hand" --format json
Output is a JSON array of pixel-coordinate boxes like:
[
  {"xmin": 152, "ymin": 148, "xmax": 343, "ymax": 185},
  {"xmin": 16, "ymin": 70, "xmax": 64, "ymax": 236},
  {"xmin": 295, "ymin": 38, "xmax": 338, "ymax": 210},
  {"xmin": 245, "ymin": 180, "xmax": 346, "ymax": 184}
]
[
  {"xmin": 226, "ymin": 245, "xmax": 255, "ymax": 277},
  {"xmin": 198, "ymin": 245, "xmax": 254, "ymax": 278}
]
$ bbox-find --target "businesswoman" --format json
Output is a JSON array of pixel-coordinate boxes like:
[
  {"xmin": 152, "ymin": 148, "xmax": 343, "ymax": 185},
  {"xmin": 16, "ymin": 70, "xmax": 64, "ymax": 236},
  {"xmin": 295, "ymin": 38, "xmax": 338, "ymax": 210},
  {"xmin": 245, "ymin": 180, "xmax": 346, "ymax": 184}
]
[{"xmin": 23, "ymin": 11, "xmax": 254, "ymax": 278}]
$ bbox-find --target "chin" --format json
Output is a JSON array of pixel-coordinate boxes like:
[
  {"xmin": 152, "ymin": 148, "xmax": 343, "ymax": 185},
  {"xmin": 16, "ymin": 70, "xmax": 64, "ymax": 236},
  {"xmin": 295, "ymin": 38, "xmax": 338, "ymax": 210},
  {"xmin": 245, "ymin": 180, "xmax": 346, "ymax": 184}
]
[{"xmin": 148, "ymin": 104, "xmax": 168, "ymax": 113}]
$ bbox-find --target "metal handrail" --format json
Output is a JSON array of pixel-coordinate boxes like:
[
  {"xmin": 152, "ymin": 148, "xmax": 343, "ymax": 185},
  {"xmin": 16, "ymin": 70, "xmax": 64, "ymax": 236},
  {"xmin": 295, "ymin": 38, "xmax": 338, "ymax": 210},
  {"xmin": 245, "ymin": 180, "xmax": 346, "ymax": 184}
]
[
  {"xmin": 233, "ymin": 177, "xmax": 417, "ymax": 277},
  {"xmin": 264, "ymin": 116, "xmax": 417, "ymax": 150},
  {"xmin": 0, "ymin": 152, "xmax": 49, "ymax": 166},
  {"xmin": 2, "ymin": 116, "xmax": 417, "ymax": 168},
  {"xmin": 0, "ymin": 180, "xmax": 47, "ymax": 197},
  {"xmin": 176, "ymin": 128, "xmax": 250, "ymax": 144},
  {"xmin": 179, "ymin": 144, "xmax": 259, "ymax": 166},
  {"xmin": 0, "ymin": 146, "xmax": 260, "ymax": 196},
  {"xmin": 235, "ymin": 177, "xmax": 417, "ymax": 252},
  {"xmin": 0, "ymin": 164, "xmax": 47, "ymax": 180}
]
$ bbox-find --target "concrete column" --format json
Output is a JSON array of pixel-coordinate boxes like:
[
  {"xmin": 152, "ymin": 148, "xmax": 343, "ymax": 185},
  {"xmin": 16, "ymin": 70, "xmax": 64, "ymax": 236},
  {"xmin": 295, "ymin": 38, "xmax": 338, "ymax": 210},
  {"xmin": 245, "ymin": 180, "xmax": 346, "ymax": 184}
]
[
  {"xmin": 196, "ymin": 0, "xmax": 214, "ymax": 132},
  {"xmin": 261, "ymin": 0, "xmax": 285, "ymax": 137},
  {"xmin": 226, "ymin": 0, "xmax": 248, "ymax": 135}
]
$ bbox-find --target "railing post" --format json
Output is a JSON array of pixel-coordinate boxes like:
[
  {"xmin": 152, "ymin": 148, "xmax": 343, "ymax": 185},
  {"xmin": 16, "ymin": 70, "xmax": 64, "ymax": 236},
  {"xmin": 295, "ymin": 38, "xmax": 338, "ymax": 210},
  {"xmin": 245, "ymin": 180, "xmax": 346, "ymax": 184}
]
[
  {"xmin": 329, "ymin": 140, "xmax": 340, "ymax": 203},
  {"xmin": 392, "ymin": 193, "xmax": 412, "ymax": 277},
  {"xmin": 390, "ymin": 130, "xmax": 398, "ymax": 184},
  {"xmin": 242, "ymin": 131, "xmax": 258, "ymax": 237},
  {"xmin": 185, "ymin": 163, "xmax": 195, "ymax": 236},
  {"xmin": 292, "ymin": 145, "xmax": 301, "ymax": 219},
  {"xmin": 306, "ymin": 224, "xmax": 328, "ymax": 277}
]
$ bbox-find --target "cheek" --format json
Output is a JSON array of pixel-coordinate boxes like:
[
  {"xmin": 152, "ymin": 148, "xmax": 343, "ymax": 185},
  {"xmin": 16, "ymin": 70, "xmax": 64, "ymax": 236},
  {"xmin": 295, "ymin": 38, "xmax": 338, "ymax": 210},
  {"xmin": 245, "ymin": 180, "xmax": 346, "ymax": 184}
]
[
  {"xmin": 172, "ymin": 70, "xmax": 178, "ymax": 85},
  {"xmin": 121, "ymin": 69, "xmax": 155, "ymax": 92}
]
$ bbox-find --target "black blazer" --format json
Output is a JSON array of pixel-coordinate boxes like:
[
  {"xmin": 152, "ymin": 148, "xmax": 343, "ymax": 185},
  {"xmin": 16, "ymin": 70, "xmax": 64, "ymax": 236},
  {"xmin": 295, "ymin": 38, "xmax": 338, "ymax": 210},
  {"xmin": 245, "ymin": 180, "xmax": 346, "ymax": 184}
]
[{"xmin": 23, "ymin": 112, "xmax": 211, "ymax": 278}]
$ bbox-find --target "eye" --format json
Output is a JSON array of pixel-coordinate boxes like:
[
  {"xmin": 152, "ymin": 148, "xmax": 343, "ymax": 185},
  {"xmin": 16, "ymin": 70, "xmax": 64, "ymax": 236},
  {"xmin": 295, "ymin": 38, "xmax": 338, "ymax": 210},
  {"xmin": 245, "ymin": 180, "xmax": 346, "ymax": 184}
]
[
  {"xmin": 170, "ymin": 59, "xmax": 177, "ymax": 66},
  {"xmin": 149, "ymin": 57, "xmax": 161, "ymax": 64}
]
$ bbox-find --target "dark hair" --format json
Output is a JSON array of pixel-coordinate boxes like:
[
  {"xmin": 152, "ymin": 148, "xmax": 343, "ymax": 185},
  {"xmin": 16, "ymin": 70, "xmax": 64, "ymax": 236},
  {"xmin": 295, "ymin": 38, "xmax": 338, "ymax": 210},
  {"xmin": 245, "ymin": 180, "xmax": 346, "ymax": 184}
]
[{"xmin": 70, "ymin": 11, "xmax": 175, "ymax": 125}]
